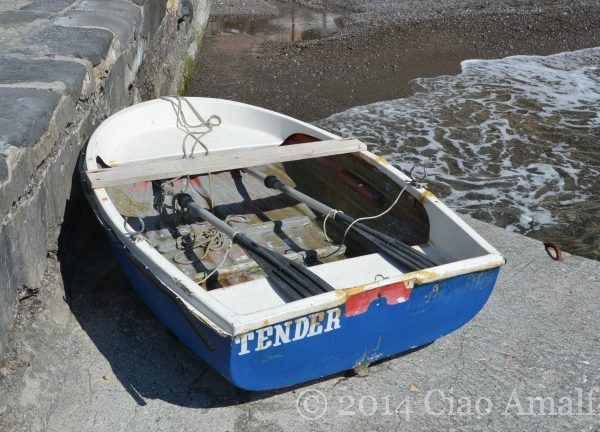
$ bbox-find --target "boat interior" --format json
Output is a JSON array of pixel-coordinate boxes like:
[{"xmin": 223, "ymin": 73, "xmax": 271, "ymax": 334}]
[
  {"xmin": 85, "ymin": 98, "xmax": 503, "ymax": 321},
  {"xmin": 104, "ymin": 136, "xmax": 439, "ymax": 296}
]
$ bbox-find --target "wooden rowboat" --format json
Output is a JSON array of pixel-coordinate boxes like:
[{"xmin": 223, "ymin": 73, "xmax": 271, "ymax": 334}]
[{"xmin": 80, "ymin": 97, "xmax": 505, "ymax": 390}]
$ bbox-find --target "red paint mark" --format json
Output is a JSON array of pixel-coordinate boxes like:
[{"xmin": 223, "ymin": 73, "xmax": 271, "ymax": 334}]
[
  {"xmin": 189, "ymin": 175, "xmax": 202, "ymax": 189},
  {"xmin": 337, "ymin": 170, "xmax": 383, "ymax": 205},
  {"xmin": 345, "ymin": 282, "xmax": 412, "ymax": 317},
  {"xmin": 129, "ymin": 181, "xmax": 148, "ymax": 193},
  {"xmin": 281, "ymin": 133, "xmax": 320, "ymax": 146}
]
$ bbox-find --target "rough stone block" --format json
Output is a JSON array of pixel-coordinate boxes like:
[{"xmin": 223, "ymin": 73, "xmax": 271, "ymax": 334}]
[
  {"xmin": 75, "ymin": 0, "xmax": 143, "ymax": 30},
  {"xmin": 0, "ymin": 156, "xmax": 6, "ymax": 185},
  {"xmin": 0, "ymin": 56, "xmax": 87, "ymax": 102},
  {"xmin": 0, "ymin": 88, "xmax": 61, "ymax": 153},
  {"xmin": 55, "ymin": 9, "xmax": 142, "ymax": 47},
  {"xmin": 0, "ymin": 10, "xmax": 50, "ymax": 45},
  {"xmin": 22, "ymin": 25, "xmax": 113, "ymax": 66},
  {"xmin": 21, "ymin": 0, "xmax": 75, "ymax": 13},
  {"xmin": 0, "ymin": 0, "xmax": 211, "ymax": 363},
  {"xmin": 142, "ymin": 0, "xmax": 167, "ymax": 37},
  {"xmin": 0, "ymin": 10, "xmax": 49, "ymax": 25}
]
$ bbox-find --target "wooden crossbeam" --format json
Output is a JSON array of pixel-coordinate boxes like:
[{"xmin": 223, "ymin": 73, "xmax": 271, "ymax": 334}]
[{"xmin": 86, "ymin": 138, "xmax": 367, "ymax": 189}]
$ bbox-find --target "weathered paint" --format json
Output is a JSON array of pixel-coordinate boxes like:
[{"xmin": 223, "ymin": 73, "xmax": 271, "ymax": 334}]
[
  {"xmin": 234, "ymin": 307, "xmax": 342, "ymax": 355},
  {"xmin": 129, "ymin": 181, "xmax": 149, "ymax": 194},
  {"xmin": 368, "ymin": 154, "xmax": 391, "ymax": 166},
  {"xmin": 345, "ymin": 281, "xmax": 411, "ymax": 317},
  {"xmin": 419, "ymin": 189, "xmax": 438, "ymax": 204},
  {"xmin": 109, "ymin": 239, "xmax": 500, "ymax": 390},
  {"xmin": 84, "ymin": 97, "xmax": 505, "ymax": 390}
]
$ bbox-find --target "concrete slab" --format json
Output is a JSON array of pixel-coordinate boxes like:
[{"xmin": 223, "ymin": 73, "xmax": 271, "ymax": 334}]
[
  {"xmin": 0, "ymin": 88, "xmax": 61, "ymax": 153},
  {"xmin": 0, "ymin": 56, "xmax": 87, "ymax": 102},
  {"xmin": 21, "ymin": 25, "xmax": 113, "ymax": 66},
  {"xmin": 0, "ymin": 213, "xmax": 598, "ymax": 431}
]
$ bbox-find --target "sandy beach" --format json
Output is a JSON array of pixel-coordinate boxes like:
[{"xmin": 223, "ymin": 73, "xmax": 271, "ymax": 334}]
[{"xmin": 191, "ymin": 0, "xmax": 600, "ymax": 121}]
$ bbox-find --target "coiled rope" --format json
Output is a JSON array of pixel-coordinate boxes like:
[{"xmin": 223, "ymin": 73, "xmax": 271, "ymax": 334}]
[
  {"xmin": 160, "ymin": 95, "xmax": 221, "ymax": 209},
  {"xmin": 156, "ymin": 96, "xmax": 251, "ymax": 283},
  {"xmin": 173, "ymin": 215, "xmax": 249, "ymax": 284},
  {"xmin": 160, "ymin": 96, "xmax": 221, "ymax": 158}
]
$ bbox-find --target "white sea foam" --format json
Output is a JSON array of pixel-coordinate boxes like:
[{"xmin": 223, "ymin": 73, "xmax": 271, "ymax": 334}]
[{"xmin": 318, "ymin": 47, "xmax": 600, "ymax": 233}]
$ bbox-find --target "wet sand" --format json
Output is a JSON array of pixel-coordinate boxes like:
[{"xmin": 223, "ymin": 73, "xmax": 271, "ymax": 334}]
[{"xmin": 190, "ymin": 1, "xmax": 600, "ymax": 121}]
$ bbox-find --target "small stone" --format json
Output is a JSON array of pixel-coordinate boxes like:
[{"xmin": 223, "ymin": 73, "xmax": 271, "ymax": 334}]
[
  {"xmin": 409, "ymin": 384, "xmax": 421, "ymax": 393},
  {"xmin": 102, "ymin": 374, "xmax": 114, "ymax": 381}
]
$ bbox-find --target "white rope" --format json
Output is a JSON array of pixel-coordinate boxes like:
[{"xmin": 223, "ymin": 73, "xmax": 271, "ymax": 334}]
[
  {"xmin": 172, "ymin": 215, "xmax": 248, "ymax": 285},
  {"xmin": 340, "ymin": 184, "xmax": 408, "ymax": 245},
  {"xmin": 155, "ymin": 97, "xmax": 246, "ymax": 283},
  {"xmin": 160, "ymin": 96, "xmax": 221, "ymax": 158},
  {"xmin": 322, "ymin": 209, "xmax": 344, "ymax": 242},
  {"xmin": 195, "ymin": 245, "xmax": 233, "ymax": 284},
  {"xmin": 161, "ymin": 96, "xmax": 222, "ymax": 210},
  {"xmin": 316, "ymin": 184, "xmax": 408, "ymax": 260},
  {"xmin": 189, "ymin": 216, "xmax": 247, "ymax": 285}
]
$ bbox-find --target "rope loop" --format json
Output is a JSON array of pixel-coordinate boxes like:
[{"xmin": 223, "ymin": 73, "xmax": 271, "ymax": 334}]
[
  {"xmin": 322, "ymin": 209, "xmax": 344, "ymax": 242},
  {"xmin": 160, "ymin": 96, "xmax": 222, "ymax": 158}
]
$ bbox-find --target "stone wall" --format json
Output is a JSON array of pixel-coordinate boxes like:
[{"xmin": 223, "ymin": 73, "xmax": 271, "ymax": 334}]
[{"xmin": 0, "ymin": 0, "xmax": 210, "ymax": 356}]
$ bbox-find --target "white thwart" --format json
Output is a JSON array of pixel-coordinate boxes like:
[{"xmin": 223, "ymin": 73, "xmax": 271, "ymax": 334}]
[{"xmin": 210, "ymin": 253, "xmax": 404, "ymax": 315}]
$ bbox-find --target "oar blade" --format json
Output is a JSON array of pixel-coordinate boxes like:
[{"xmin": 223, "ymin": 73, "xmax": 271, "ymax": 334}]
[
  {"xmin": 234, "ymin": 234, "xmax": 335, "ymax": 301},
  {"xmin": 351, "ymin": 223, "xmax": 438, "ymax": 269}
]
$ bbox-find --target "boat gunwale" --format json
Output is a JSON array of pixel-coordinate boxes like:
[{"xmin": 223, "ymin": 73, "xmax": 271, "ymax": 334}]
[{"xmin": 82, "ymin": 98, "xmax": 505, "ymax": 338}]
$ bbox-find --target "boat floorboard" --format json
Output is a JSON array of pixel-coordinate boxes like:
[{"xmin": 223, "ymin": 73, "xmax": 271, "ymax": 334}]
[{"xmin": 106, "ymin": 163, "xmax": 351, "ymax": 289}]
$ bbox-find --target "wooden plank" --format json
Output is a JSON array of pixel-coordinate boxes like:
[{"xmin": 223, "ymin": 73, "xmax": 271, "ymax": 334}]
[{"xmin": 86, "ymin": 138, "xmax": 367, "ymax": 189}]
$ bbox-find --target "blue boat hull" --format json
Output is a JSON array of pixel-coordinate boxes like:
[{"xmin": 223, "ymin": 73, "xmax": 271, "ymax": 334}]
[{"xmin": 109, "ymin": 241, "xmax": 500, "ymax": 391}]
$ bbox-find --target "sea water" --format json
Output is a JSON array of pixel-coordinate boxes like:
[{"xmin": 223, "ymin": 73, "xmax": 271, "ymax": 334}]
[{"xmin": 318, "ymin": 48, "xmax": 600, "ymax": 260}]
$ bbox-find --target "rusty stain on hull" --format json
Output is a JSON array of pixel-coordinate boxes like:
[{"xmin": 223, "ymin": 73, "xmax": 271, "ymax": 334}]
[
  {"xmin": 369, "ymin": 154, "xmax": 391, "ymax": 166},
  {"xmin": 418, "ymin": 190, "xmax": 437, "ymax": 204}
]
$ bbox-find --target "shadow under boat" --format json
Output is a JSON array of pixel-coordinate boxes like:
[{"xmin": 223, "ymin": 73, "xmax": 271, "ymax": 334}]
[{"xmin": 56, "ymin": 165, "xmax": 434, "ymax": 408}]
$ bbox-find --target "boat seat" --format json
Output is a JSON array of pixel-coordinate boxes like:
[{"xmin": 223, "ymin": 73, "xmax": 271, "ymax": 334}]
[
  {"xmin": 210, "ymin": 253, "xmax": 405, "ymax": 313},
  {"xmin": 86, "ymin": 138, "xmax": 367, "ymax": 188}
]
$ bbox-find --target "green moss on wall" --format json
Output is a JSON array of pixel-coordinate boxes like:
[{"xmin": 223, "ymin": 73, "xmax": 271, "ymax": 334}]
[{"xmin": 177, "ymin": 54, "xmax": 195, "ymax": 96}]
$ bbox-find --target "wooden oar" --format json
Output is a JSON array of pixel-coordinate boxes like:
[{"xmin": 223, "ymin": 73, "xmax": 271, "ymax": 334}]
[
  {"xmin": 243, "ymin": 168, "xmax": 438, "ymax": 271},
  {"xmin": 175, "ymin": 193, "xmax": 335, "ymax": 301}
]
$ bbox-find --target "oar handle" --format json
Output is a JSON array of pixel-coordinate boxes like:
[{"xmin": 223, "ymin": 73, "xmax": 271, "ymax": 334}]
[
  {"xmin": 176, "ymin": 193, "xmax": 239, "ymax": 239},
  {"xmin": 243, "ymin": 169, "xmax": 438, "ymax": 270},
  {"xmin": 244, "ymin": 168, "xmax": 335, "ymax": 217}
]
